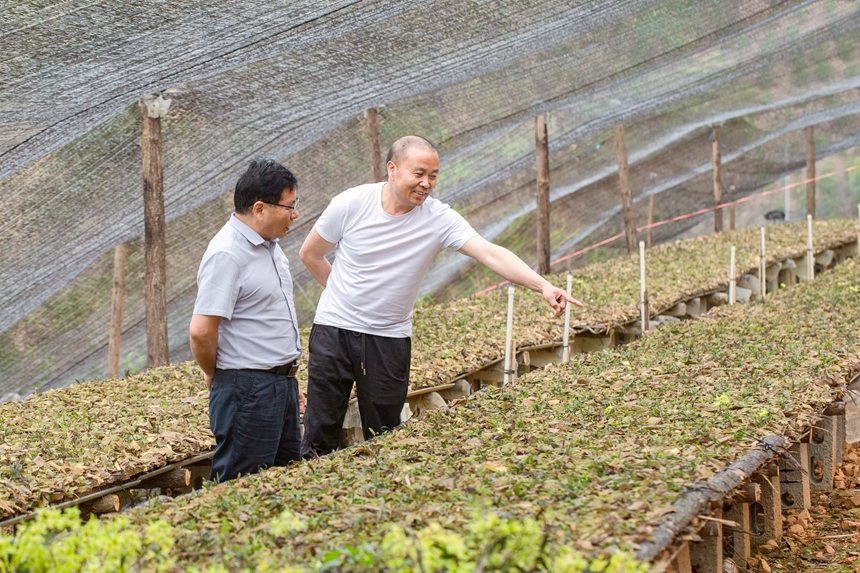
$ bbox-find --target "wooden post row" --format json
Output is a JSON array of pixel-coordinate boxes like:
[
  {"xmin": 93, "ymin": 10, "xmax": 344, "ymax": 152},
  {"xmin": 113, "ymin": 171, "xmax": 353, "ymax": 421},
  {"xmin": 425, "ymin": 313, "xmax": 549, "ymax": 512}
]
[
  {"xmin": 365, "ymin": 107, "xmax": 383, "ymax": 182},
  {"xmin": 613, "ymin": 123, "xmax": 637, "ymax": 254},
  {"xmin": 646, "ymin": 195, "xmax": 654, "ymax": 248},
  {"xmin": 140, "ymin": 94, "xmax": 171, "ymax": 368},
  {"xmin": 108, "ymin": 243, "xmax": 128, "ymax": 378},
  {"xmin": 535, "ymin": 115, "xmax": 551, "ymax": 275},
  {"xmin": 712, "ymin": 125, "xmax": 723, "ymax": 233}
]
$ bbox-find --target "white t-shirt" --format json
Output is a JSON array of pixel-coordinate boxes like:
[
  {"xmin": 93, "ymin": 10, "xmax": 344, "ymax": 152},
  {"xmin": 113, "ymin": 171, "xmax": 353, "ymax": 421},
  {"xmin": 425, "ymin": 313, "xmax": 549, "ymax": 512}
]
[{"xmin": 314, "ymin": 182, "xmax": 478, "ymax": 337}]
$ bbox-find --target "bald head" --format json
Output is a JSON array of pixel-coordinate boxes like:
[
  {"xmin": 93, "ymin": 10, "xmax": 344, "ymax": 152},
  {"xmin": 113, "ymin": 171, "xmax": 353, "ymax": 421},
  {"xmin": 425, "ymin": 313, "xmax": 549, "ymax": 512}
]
[{"xmin": 385, "ymin": 135, "xmax": 437, "ymax": 166}]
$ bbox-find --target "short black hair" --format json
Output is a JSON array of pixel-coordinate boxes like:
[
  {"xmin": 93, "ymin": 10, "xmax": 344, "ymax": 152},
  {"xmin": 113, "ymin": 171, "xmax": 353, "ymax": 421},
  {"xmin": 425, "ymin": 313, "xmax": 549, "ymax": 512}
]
[{"xmin": 234, "ymin": 159, "xmax": 298, "ymax": 214}]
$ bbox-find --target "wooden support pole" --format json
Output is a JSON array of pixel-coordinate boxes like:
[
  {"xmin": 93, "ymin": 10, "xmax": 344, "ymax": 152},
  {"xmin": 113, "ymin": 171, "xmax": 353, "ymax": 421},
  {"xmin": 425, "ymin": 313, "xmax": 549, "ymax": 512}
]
[
  {"xmin": 805, "ymin": 125, "xmax": 815, "ymax": 218},
  {"xmin": 728, "ymin": 202, "xmax": 736, "ymax": 231},
  {"xmin": 535, "ymin": 115, "xmax": 551, "ymax": 275},
  {"xmin": 365, "ymin": 108, "xmax": 383, "ymax": 182},
  {"xmin": 140, "ymin": 95, "xmax": 170, "ymax": 368},
  {"xmin": 646, "ymin": 194, "xmax": 654, "ymax": 248},
  {"xmin": 712, "ymin": 126, "xmax": 723, "ymax": 233},
  {"xmin": 613, "ymin": 123, "xmax": 637, "ymax": 254},
  {"xmin": 108, "ymin": 243, "xmax": 128, "ymax": 378},
  {"xmin": 82, "ymin": 492, "xmax": 127, "ymax": 515}
]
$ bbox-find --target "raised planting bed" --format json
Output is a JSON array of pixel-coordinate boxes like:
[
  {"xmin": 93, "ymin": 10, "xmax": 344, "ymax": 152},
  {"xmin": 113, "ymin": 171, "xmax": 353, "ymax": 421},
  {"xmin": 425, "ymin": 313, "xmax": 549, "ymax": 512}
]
[
  {"xmin": 1, "ymin": 220, "xmax": 856, "ymax": 525},
  {"xmin": 4, "ymin": 247, "xmax": 856, "ymax": 571}
]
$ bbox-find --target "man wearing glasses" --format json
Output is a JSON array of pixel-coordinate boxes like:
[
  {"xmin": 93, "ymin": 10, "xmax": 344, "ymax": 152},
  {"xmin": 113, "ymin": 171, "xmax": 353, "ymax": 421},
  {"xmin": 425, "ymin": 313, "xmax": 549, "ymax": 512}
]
[
  {"xmin": 299, "ymin": 136, "xmax": 581, "ymax": 458},
  {"xmin": 189, "ymin": 159, "xmax": 304, "ymax": 482}
]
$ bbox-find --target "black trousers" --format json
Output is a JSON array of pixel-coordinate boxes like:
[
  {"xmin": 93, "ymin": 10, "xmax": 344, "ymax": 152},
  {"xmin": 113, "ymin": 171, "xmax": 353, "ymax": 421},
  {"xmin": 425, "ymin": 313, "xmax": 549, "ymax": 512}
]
[
  {"xmin": 301, "ymin": 324, "xmax": 411, "ymax": 458},
  {"xmin": 209, "ymin": 369, "xmax": 301, "ymax": 482}
]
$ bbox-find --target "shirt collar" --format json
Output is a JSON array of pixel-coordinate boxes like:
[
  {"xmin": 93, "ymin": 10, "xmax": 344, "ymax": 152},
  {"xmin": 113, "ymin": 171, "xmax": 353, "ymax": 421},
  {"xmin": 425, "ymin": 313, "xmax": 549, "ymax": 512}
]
[{"xmin": 229, "ymin": 213, "xmax": 268, "ymax": 247}]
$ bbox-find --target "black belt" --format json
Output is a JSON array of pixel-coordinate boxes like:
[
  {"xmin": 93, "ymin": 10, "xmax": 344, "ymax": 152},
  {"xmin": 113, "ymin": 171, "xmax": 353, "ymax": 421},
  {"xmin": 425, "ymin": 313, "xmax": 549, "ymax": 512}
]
[{"xmin": 267, "ymin": 360, "xmax": 299, "ymax": 377}]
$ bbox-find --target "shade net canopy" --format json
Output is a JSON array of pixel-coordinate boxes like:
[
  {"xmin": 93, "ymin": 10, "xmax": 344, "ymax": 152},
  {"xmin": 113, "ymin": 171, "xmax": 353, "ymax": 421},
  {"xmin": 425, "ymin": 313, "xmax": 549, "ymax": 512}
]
[{"xmin": 1, "ymin": 0, "xmax": 859, "ymax": 397}]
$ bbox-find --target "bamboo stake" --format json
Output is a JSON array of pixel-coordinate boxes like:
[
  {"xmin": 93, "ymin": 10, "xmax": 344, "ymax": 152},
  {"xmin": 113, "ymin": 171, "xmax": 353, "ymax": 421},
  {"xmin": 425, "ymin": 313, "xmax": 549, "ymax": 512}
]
[
  {"xmin": 729, "ymin": 246, "xmax": 736, "ymax": 305},
  {"xmin": 108, "ymin": 243, "xmax": 128, "ymax": 378},
  {"xmin": 503, "ymin": 286, "xmax": 515, "ymax": 385},
  {"xmin": 806, "ymin": 214, "xmax": 815, "ymax": 280},
  {"xmin": 535, "ymin": 115, "xmax": 551, "ymax": 274},
  {"xmin": 806, "ymin": 126, "xmax": 816, "ymax": 218},
  {"xmin": 639, "ymin": 241, "xmax": 648, "ymax": 332},
  {"xmin": 562, "ymin": 273, "xmax": 573, "ymax": 364},
  {"xmin": 647, "ymin": 195, "xmax": 655, "ymax": 248},
  {"xmin": 728, "ymin": 202, "xmax": 736, "ymax": 231},
  {"xmin": 759, "ymin": 227, "xmax": 766, "ymax": 302}
]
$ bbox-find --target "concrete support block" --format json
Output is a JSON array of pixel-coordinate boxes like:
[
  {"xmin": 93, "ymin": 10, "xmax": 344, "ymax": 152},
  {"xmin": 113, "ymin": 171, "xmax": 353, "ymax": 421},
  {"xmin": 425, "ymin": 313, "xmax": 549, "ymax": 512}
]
[
  {"xmin": 691, "ymin": 509, "xmax": 723, "ymax": 573},
  {"xmin": 400, "ymin": 401, "xmax": 412, "ymax": 423},
  {"xmin": 735, "ymin": 286, "xmax": 752, "ymax": 304},
  {"xmin": 724, "ymin": 503, "xmax": 751, "ymax": 571},
  {"xmin": 669, "ymin": 542, "xmax": 692, "ymax": 573},
  {"xmin": 814, "ymin": 249, "xmax": 834, "ymax": 269},
  {"xmin": 738, "ymin": 274, "xmax": 760, "ymax": 299},
  {"xmin": 808, "ymin": 416, "xmax": 837, "ymax": 492},
  {"xmin": 684, "ymin": 297, "xmax": 702, "ymax": 318},
  {"xmin": 751, "ymin": 464, "xmax": 782, "ymax": 547},
  {"xmin": 797, "ymin": 254, "xmax": 813, "ymax": 282},
  {"xmin": 765, "ymin": 263, "xmax": 780, "ymax": 294},
  {"xmin": 779, "ymin": 442, "xmax": 811, "ymax": 510},
  {"xmin": 777, "ymin": 259, "xmax": 797, "ymax": 288},
  {"xmin": 653, "ymin": 315, "xmax": 681, "ymax": 328},
  {"xmin": 837, "ymin": 414, "xmax": 845, "ymax": 467},
  {"xmin": 663, "ymin": 301, "xmax": 687, "ymax": 317},
  {"xmin": 706, "ymin": 292, "xmax": 728, "ymax": 307},
  {"xmin": 411, "ymin": 391, "xmax": 448, "ymax": 417},
  {"xmin": 439, "ymin": 379, "xmax": 472, "ymax": 402}
]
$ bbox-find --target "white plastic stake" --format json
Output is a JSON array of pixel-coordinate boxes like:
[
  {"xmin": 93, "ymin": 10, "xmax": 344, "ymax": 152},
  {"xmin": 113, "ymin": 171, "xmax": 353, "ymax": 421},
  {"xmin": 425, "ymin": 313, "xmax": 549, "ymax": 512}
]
[
  {"xmin": 503, "ymin": 285, "xmax": 515, "ymax": 385},
  {"xmin": 562, "ymin": 273, "xmax": 573, "ymax": 364},
  {"xmin": 729, "ymin": 246, "xmax": 736, "ymax": 305},
  {"xmin": 806, "ymin": 214, "xmax": 814, "ymax": 280},
  {"xmin": 639, "ymin": 241, "xmax": 648, "ymax": 332},
  {"xmin": 759, "ymin": 227, "xmax": 766, "ymax": 301}
]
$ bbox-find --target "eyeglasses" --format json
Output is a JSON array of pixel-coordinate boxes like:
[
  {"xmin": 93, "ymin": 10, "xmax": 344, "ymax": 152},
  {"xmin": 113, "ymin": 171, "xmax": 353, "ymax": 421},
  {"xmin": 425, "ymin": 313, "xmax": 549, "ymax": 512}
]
[{"xmin": 263, "ymin": 198, "xmax": 299, "ymax": 211}]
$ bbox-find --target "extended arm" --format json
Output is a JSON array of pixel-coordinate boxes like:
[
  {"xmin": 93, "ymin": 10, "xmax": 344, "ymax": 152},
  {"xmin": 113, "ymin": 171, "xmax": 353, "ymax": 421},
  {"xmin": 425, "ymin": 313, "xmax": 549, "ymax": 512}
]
[
  {"xmin": 299, "ymin": 228, "xmax": 337, "ymax": 287},
  {"xmin": 459, "ymin": 236, "xmax": 583, "ymax": 315},
  {"xmin": 189, "ymin": 314, "xmax": 223, "ymax": 390}
]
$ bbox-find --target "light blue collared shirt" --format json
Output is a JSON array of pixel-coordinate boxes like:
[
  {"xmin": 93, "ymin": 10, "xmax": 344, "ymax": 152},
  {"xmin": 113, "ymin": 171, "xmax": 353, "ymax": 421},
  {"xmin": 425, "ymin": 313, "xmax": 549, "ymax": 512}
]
[{"xmin": 193, "ymin": 214, "xmax": 301, "ymax": 370}]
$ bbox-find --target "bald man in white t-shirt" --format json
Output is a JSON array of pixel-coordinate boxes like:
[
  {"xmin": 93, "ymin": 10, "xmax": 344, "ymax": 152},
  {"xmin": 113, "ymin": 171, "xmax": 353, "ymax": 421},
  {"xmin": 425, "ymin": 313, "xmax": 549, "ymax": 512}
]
[{"xmin": 299, "ymin": 135, "xmax": 581, "ymax": 457}]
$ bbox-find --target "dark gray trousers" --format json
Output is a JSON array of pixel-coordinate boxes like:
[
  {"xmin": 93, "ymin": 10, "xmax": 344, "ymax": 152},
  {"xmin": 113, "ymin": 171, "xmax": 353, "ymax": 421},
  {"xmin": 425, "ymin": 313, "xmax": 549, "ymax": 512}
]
[
  {"xmin": 301, "ymin": 324, "xmax": 411, "ymax": 458},
  {"xmin": 209, "ymin": 369, "xmax": 301, "ymax": 482}
]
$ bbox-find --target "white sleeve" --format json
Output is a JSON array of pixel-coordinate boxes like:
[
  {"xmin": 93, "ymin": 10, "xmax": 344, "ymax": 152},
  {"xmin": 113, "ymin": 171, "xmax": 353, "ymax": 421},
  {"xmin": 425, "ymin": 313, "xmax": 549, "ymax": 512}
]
[
  {"xmin": 314, "ymin": 192, "xmax": 350, "ymax": 244},
  {"xmin": 193, "ymin": 250, "xmax": 241, "ymax": 319},
  {"xmin": 437, "ymin": 203, "xmax": 479, "ymax": 250}
]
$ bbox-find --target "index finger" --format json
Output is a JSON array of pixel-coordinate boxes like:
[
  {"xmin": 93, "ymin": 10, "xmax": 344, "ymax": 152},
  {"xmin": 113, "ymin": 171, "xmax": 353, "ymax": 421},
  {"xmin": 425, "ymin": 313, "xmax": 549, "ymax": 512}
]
[{"xmin": 563, "ymin": 292, "xmax": 585, "ymax": 307}]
